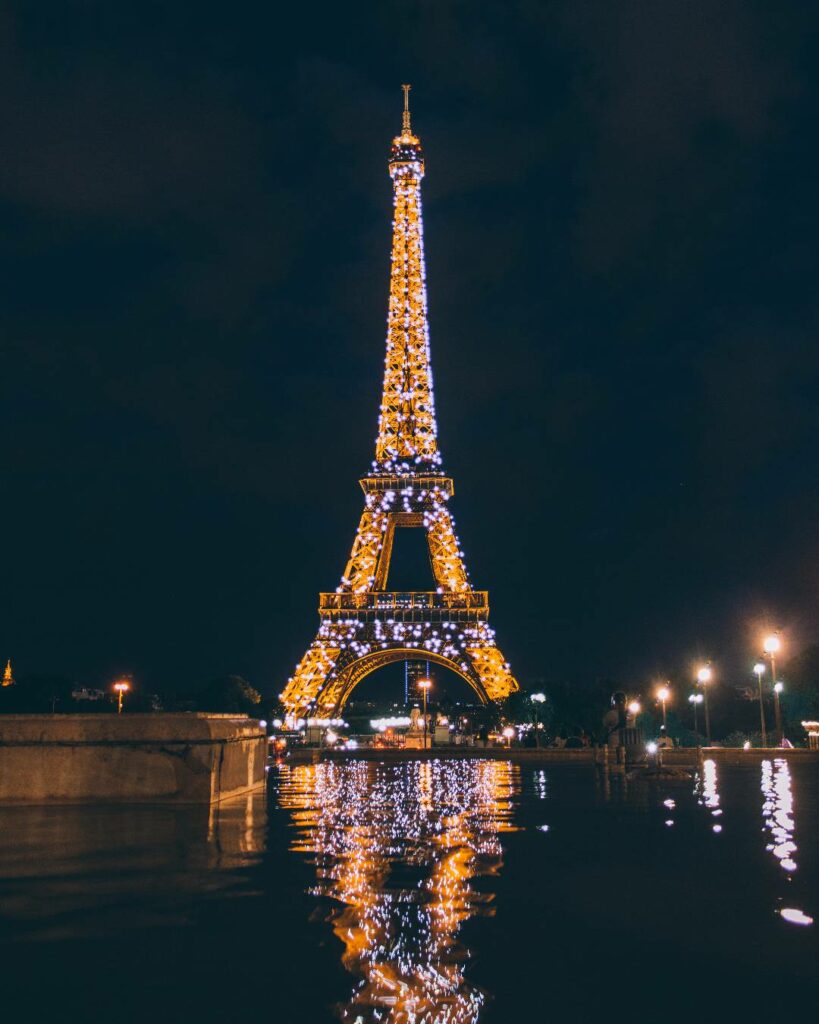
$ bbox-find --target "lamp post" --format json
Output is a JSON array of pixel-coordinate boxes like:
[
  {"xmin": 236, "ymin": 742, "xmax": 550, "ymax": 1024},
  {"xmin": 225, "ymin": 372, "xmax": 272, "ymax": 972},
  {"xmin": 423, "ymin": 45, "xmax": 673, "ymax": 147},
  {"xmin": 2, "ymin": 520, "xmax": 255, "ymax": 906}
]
[
  {"xmin": 763, "ymin": 633, "xmax": 780, "ymax": 689},
  {"xmin": 531, "ymin": 692, "xmax": 546, "ymax": 747},
  {"xmin": 113, "ymin": 679, "xmax": 130, "ymax": 715},
  {"xmin": 773, "ymin": 681, "xmax": 784, "ymax": 746},
  {"xmin": 418, "ymin": 678, "xmax": 432, "ymax": 749},
  {"xmin": 696, "ymin": 666, "xmax": 712, "ymax": 744},
  {"xmin": 688, "ymin": 692, "xmax": 703, "ymax": 736},
  {"xmin": 763, "ymin": 634, "xmax": 782, "ymax": 745},
  {"xmin": 753, "ymin": 662, "xmax": 768, "ymax": 747},
  {"xmin": 656, "ymin": 685, "xmax": 670, "ymax": 729},
  {"xmin": 502, "ymin": 726, "xmax": 515, "ymax": 749}
]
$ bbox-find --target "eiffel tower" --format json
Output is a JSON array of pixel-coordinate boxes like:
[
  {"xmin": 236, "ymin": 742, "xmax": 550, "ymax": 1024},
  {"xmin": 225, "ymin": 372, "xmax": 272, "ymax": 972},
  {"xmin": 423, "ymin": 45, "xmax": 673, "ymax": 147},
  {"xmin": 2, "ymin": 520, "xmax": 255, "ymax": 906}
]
[{"xmin": 281, "ymin": 86, "xmax": 518, "ymax": 717}]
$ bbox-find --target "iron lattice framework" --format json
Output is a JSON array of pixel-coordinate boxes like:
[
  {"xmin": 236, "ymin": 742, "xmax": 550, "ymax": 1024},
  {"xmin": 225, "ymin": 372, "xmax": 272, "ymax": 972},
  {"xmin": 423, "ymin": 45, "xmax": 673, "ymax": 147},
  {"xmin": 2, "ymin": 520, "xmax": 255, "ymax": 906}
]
[{"xmin": 281, "ymin": 86, "xmax": 518, "ymax": 716}]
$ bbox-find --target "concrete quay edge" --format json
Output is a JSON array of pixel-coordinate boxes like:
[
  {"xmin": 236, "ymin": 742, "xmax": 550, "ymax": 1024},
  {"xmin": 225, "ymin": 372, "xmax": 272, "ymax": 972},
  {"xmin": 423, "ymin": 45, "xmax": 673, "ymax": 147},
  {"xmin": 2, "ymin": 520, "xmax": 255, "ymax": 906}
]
[{"xmin": 0, "ymin": 713, "xmax": 267, "ymax": 804}]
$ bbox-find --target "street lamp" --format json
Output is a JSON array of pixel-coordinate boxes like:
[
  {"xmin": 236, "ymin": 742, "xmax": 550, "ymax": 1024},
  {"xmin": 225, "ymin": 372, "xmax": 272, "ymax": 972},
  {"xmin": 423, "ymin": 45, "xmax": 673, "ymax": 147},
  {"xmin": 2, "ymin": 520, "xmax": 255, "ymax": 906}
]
[
  {"xmin": 696, "ymin": 665, "xmax": 713, "ymax": 744},
  {"xmin": 688, "ymin": 692, "xmax": 704, "ymax": 736},
  {"xmin": 763, "ymin": 634, "xmax": 782, "ymax": 744},
  {"xmin": 627, "ymin": 700, "xmax": 641, "ymax": 717},
  {"xmin": 418, "ymin": 678, "xmax": 432, "ymax": 749},
  {"xmin": 763, "ymin": 633, "xmax": 780, "ymax": 671},
  {"xmin": 773, "ymin": 681, "xmax": 784, "ymax": 746},
  {"xmin": 753, "ymin": 662, "xmax": 768, "ymax": 747},
  {"xmin": 531, "ymin": 692, "xmax": 546, "ymax": 747},
  {"xmin": 502, "ymin": 725, "xmax": 515, "ymax": 749},
  {"xmin": 656, "ymin": 685, "xmax": 670, "ymax": 729},
  {"xmin": 113, "ymin": 679, "xmax": 130, "ymax": 715}
]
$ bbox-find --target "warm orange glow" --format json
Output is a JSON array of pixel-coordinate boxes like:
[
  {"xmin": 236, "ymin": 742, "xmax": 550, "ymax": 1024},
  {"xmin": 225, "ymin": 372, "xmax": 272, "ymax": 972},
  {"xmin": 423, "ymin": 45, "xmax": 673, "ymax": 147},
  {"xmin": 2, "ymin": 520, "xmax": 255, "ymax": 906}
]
[
  {"xmin": 418, "ymin": 678, "xmax": 432, "ymax": 690},
  {"xmin": 763, "ymin": 633, "xmax": 781, "ymax": 655},
  {"xmin": 656, "ymin": 685, "xmax": 670, "ymax": 703},
  {"xmin": 697, "ymin": 665, "xmax": 712, "ymax": 684},
  {"xmin": 113, "ymin": 678, "xmax": 130, "ymax": 714}
]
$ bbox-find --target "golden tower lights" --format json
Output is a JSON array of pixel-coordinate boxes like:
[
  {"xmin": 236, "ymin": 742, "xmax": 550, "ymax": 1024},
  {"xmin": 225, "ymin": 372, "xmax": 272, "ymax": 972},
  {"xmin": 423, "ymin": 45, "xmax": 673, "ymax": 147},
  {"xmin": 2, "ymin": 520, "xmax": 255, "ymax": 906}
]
[{"xmin": 281, "ymin": 87, "xmax": 518, "ymax": 716}]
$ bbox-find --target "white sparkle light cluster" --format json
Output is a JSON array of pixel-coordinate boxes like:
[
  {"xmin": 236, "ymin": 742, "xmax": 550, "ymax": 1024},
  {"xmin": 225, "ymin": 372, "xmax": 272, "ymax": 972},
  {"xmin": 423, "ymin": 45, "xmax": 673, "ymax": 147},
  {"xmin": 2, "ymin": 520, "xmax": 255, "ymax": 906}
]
[{"xmin": 320, "ymin": 620, "xmax": 498, "ymax": 659}]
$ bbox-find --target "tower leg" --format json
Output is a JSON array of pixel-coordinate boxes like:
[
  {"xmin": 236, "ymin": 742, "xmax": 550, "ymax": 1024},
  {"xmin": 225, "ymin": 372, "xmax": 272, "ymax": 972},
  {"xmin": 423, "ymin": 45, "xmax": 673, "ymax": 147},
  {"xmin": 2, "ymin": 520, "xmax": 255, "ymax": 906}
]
[
  {"xmin": 281, "ymin": 638, "xmax": 341, "ymax": 717},
  {"xmin": 463, "ymin": 643, "xmax": 516, "ymax": 702}
]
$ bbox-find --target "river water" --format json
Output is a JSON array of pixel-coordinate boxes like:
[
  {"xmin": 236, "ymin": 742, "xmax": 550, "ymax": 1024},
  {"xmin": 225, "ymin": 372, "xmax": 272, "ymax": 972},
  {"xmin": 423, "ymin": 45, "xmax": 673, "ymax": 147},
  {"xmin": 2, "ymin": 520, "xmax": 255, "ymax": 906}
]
[{"xmin": 0, "ymin": 758, "xmax": 816, "ymax": 1022}]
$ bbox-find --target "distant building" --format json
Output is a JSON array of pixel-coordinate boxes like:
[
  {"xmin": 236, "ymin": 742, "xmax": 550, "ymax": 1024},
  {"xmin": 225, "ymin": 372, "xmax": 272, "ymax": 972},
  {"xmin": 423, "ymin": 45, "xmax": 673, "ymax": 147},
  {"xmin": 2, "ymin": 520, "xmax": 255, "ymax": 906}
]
[
  {"xmin": 803, "ymin": 721, "xmax": 819, "ymax": 750},
  {"xmin": 71, "ymin": 686, "xmax": 105, "ymax": 701},
  {"xmin": 2, "ymin": 659, "xmax": 13, "ymax": 687},
  {"xmin": 405, "ymin": 660, "xmax": 432, "ymax": 704}
]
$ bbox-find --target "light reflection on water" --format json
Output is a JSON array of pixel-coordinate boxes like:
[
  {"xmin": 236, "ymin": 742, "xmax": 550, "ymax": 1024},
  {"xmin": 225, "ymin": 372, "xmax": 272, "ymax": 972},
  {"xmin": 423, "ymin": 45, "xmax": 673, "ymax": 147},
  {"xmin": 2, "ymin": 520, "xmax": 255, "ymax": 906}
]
[
  {"xmin": 760, "ymin": 758, "xmax": 815, "ymax": 926},
  {"xmin": 277, "ymin": 759, "xmax": 520, "ymax": 1023},
  {"xmin": 697, "ymin": 757, "xmax": 724, "ymax": 833},
  {"xmin": 691, "ymin": 757, "xmax": 814, "ymax": 928},
  {"xmin": 762, "ymin": 758, "xmax": 798, "ymax": 873},
  {"xmin": 534, "ymin": 769, "xmax": 548, "ymax": 800},
  {"xmin": 0, "ymin": 759, "xmax": 814, "ymax": 1020}
]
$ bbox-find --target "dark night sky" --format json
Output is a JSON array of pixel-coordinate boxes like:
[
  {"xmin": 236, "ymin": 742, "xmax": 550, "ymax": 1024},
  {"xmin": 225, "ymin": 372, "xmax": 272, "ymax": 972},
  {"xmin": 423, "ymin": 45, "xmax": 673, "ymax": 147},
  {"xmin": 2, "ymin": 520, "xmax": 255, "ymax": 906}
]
[{"xmin": 2, "ymin": 2, "xmax": 819, "ymax": 697}]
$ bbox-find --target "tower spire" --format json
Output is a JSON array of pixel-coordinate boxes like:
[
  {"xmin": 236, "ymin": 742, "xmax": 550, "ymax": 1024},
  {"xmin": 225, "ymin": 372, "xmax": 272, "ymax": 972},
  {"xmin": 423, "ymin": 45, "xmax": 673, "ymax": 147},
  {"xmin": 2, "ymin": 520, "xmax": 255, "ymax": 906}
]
[
  {"xmin": 2, "ymin": 659, "xmax": 13, "ymax": 687},
  {"xmin": 376, "ymin": 85, "xmax": 438, "ymax": 473},
  {"xmin": 402, "ymin": 83, "xmax": 411, "ymax": 133}
]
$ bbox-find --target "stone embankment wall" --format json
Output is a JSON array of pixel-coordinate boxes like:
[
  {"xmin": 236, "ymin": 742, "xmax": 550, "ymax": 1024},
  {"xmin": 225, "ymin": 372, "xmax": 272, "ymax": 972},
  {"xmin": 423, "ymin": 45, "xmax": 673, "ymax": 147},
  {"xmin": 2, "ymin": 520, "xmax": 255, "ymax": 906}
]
[{"xmin": 0, "ymin": 714, "xmax": 266, "ymax": 804}]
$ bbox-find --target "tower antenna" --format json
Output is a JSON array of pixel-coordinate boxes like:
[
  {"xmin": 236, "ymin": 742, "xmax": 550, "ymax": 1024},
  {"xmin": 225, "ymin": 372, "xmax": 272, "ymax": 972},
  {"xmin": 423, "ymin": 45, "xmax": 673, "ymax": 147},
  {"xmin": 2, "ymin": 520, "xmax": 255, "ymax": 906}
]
[{"xmin": 401, "ymin": 83, "xmax": 411, "ymax": 133}]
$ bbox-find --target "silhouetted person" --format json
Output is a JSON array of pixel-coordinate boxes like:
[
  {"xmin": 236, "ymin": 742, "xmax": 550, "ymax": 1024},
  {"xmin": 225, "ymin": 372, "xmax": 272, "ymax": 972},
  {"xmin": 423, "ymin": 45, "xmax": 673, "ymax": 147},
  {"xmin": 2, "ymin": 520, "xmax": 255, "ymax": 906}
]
[{"xmin": 657, "ymin": 726, "xmax": 674, "ymax": 749}]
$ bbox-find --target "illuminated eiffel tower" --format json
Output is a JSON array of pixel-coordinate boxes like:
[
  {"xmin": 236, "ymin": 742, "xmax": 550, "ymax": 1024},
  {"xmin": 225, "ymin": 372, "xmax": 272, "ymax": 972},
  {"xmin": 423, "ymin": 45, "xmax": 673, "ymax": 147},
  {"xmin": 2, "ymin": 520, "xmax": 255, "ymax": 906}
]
[{"xmin": 281, "ymin": 86, "xmax": 518, "ymax": 716}]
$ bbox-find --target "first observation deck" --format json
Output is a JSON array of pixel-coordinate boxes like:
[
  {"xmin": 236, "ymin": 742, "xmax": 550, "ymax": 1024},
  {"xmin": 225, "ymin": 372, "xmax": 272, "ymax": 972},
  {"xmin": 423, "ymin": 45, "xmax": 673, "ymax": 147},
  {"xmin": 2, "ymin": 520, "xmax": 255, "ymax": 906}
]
[{"xmin": 319, "ymin": 590, "xmax": 488, "ymax": 622}]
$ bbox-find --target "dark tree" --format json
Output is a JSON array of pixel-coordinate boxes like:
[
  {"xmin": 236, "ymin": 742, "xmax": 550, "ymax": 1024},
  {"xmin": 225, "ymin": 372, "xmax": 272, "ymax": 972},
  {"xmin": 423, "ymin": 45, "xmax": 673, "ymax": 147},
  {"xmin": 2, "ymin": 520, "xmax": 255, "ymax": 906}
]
[
  {"xmin": 197, "ymin": 675, "xmax": 262, "ymax": 715},
  {"xmin": 781, "ymin": 645, "xmax": 819, "ymax": 735},
  {"xmin": 0, "ymin": 674, "xmax": 74, "ymax": 713}
]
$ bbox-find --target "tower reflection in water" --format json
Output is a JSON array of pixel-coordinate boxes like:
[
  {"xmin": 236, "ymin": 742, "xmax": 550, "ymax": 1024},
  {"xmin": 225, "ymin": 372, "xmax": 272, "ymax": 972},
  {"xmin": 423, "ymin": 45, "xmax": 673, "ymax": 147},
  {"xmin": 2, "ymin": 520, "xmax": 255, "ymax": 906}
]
[{"xmin": 277, "ymin": 759, "xmax": 520, "ymax": 1022}]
